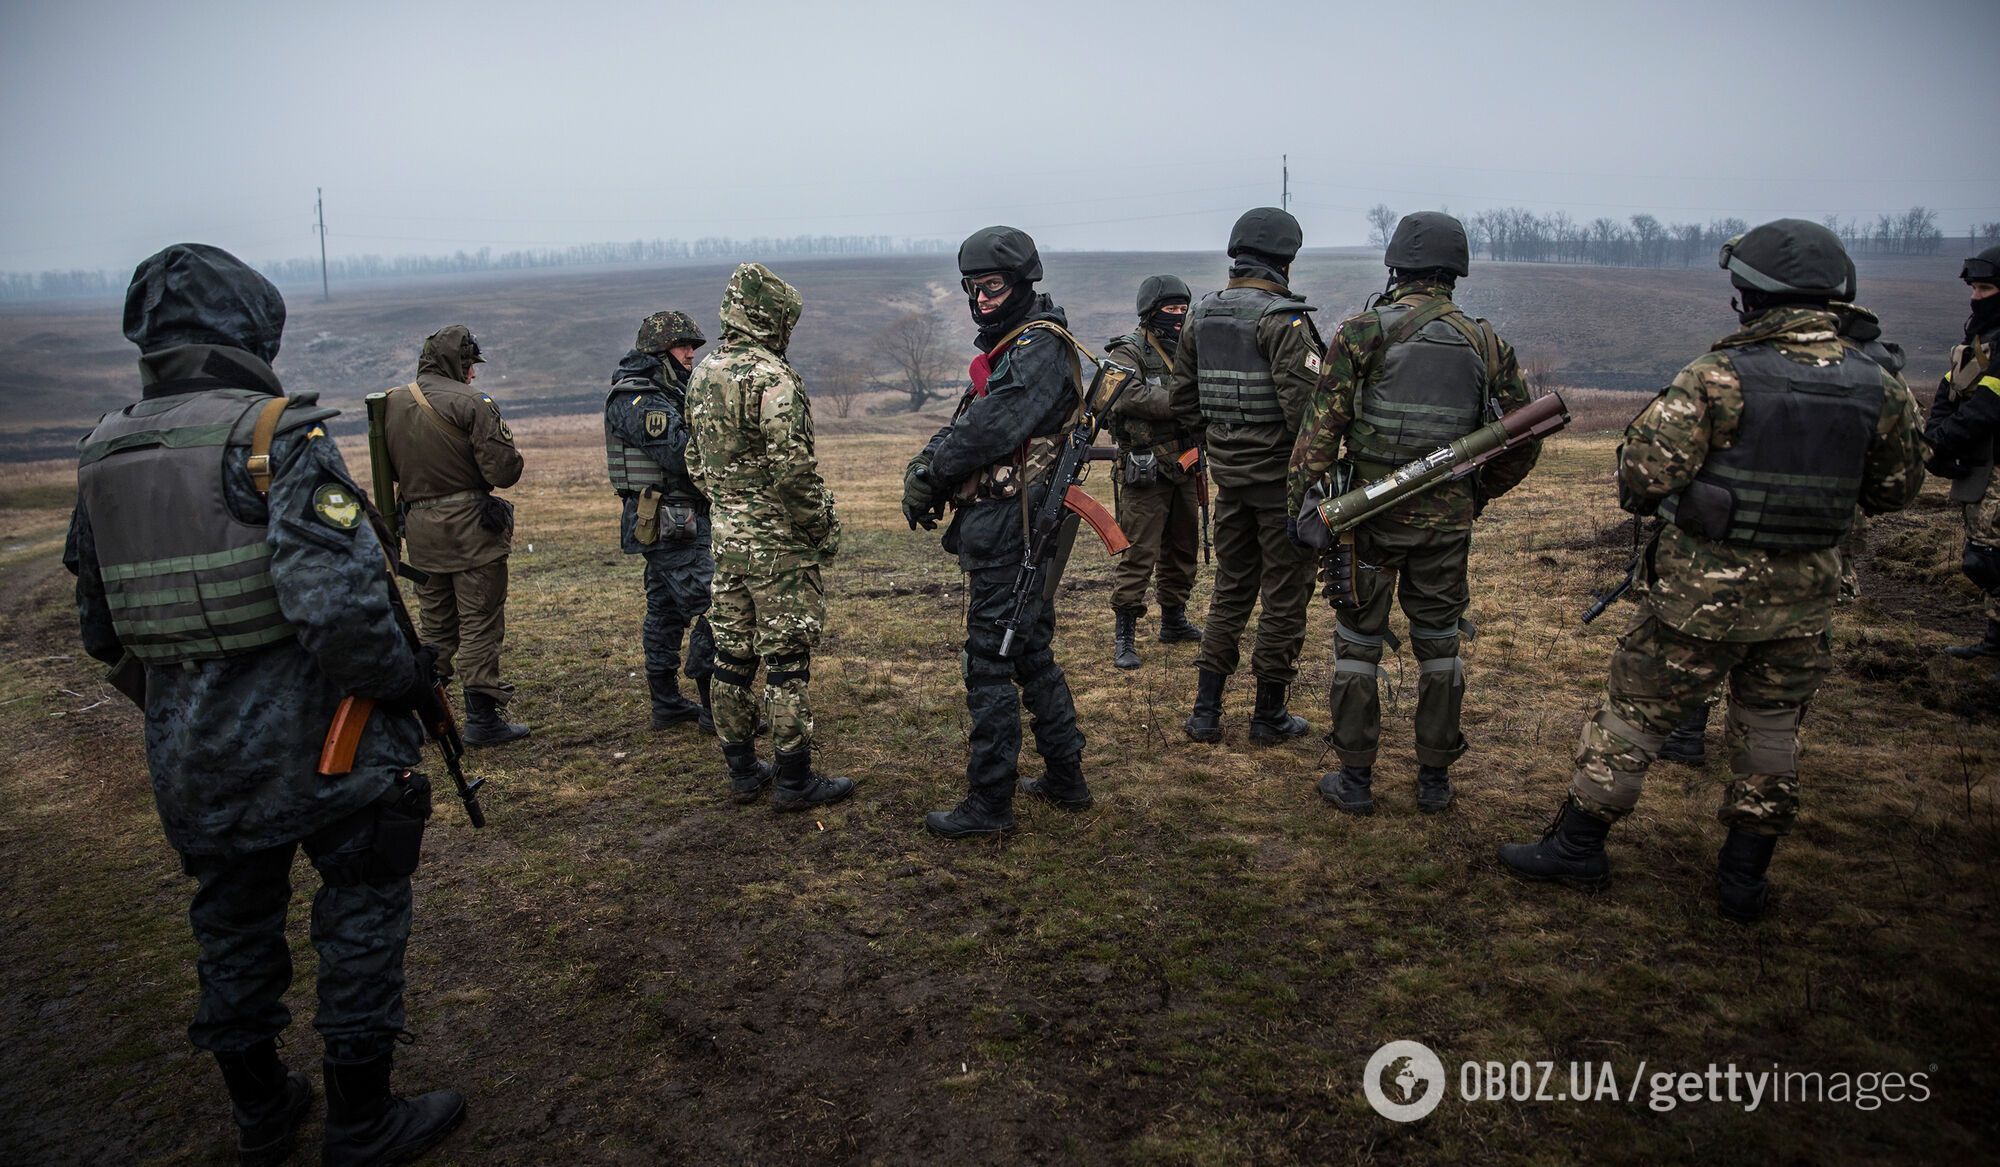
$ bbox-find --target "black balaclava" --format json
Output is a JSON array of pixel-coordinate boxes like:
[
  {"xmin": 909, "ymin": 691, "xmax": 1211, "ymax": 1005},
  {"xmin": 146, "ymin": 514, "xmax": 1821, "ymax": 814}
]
[
  {"xmin": 1145, "ymin": 301, "xmax": 1189, "ymax": 348},
  {"xmin": 1736, "ymin": 288, "xmax": 1831, "ymax": 326},
  {"xmin": 1967, "ymin": 293, "xmax": 2000, "ymax": 344},
  {"xmin": 969, "ymin": 273, "xmax": 1035, "ymax": 337}
]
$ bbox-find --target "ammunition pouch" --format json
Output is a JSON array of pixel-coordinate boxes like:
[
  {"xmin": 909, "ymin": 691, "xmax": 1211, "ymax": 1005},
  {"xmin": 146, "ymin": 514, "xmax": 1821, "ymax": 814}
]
[
  {"xmin": 475, "ymin": 493, "xmax": 515, "ymax": 536},
  {"xmin": 634, "ymin": 486, "xmax": 663, "ymax": 545},
  {"xmin": 1122, "ymin": 450, "xmax": 1160, "ymax": 487},
  {"xmin": 662, "ymin": 503, "xmax": 699, "ymax": 543},
  {"xmin": 310, "ymin": 770, "xmax": 433, "ymax": 886},
  {"xmin": 1666, "ymin": 479, "xmax": 1733, "ymax": 541}
]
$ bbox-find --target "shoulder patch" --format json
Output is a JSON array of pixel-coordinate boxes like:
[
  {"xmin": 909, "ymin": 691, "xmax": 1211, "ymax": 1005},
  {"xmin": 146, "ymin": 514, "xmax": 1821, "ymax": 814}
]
[
  {"xmin": 306, "ymin": 426, "xmax": 326, "ymax": 439},
  {"xmin": 1016, "ymin": 333, "xmax": 1036, "ymax": 347},
  {"xmin": 312, "ymin": 482, "xmax": 361, "ymax": 530},
  {"xmin": 644, "ymin": 409, "xmax": 669, "ymax": 437},
  {"xmin": 479, "ymin": 393, "xmax": 495, "ymax": 404}
]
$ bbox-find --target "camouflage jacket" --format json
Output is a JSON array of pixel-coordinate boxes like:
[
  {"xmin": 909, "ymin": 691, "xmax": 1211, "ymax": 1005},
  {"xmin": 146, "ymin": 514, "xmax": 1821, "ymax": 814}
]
[
  {"xmin": 1168, "ymin": 263, "xmax": 1323, "ymax": 496},
  {"xmin": 66, "ymin": 347, "xmax": 423, "ymax": 858},
  {"xmin": 1286, "ymin": 282, "xmax": 1539, "ymax": 530},
  {"xmin": 606, "ymin": 351, "xmax": 709, "ymax": 555},
  {"xmin": 1623, "ymin": 306, "xmax": 1925, "ymax": 641},
  {"xmin": 686, "ymin": 263, "xmax": 838, "ymax": 575},
  {"xmin": 1105, "ymin": 328, "xmax": 1194, "ymax": 475}
]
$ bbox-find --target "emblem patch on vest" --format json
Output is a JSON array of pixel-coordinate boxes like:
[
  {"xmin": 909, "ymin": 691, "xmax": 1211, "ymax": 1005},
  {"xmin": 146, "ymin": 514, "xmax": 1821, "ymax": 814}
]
[
  {"xmin": 645, "ymin": 410, "xmax": 669, "ymax": 438},
  {"xmin": 312, "ymin": 483, "xmax": 361, "ymax": 530},
  {"xmin": 1305, "ymin": 352, "xmax": 1322, "ymax": 374}
]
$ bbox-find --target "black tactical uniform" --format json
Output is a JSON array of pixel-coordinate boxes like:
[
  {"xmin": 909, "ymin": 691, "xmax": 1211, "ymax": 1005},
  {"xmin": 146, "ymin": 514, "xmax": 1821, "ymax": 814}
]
[
  {"xmin": 1926, "ymin": 244, "xmax": 2000, "ymax": 665},
  {"xmin": 66, "ymin": 244, "xmax": 464, "ymax": 1164},
  {"xmin": 605, "ymin": 311, "xmax": 718, "ymax": 730}
]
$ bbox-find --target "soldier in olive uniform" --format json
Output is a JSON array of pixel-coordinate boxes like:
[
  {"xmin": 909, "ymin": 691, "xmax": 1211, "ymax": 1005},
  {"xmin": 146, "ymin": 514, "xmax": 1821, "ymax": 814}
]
[
  {"xmin": 67, "ymin": 244, "xmax": 464, "ymax": 1165},
  {"xmin": 1499, "ymin": 220, "xmax": 1926, "ymax": 921},
  {"xmin": 605, "ymin": 310, "xmax": 719, "ymax": 730},
  {"xmin": 1289, "ymin": 212, "xmax": 1543, "ymax": 813},
  {"xmin": 685, "ymin": 263, "xmax": 852, "ymax": 809},
  {"xmin": 379, "ymin": 326, "xmax": 528, "ymax": 746},
  {"xmin": 1169, "ymin": 208, "xmax": 1323, "ymax": 745},
  {"xmin": 1104, "ymin": 275, "xmax": 1204, "ymax": 669},
  {"xmin": 904, "ymin": 226, "xmax": 1093, "ymax": 838},
  {"xmin": 1926, "ymin": 243, "xmax": 2000, "ymax": 669}
]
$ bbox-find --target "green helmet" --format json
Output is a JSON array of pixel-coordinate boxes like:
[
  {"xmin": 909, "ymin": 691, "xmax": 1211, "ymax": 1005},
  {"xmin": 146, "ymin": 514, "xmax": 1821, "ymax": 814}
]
[
  {"xmin": 1719, "ymin": 218, "xmax": 1853, "ymax": 299},
  {"xmin": 1136, "ymin": 274, "xmax": 1191, "ymax": 317},
  {"xmin": 958, "ymin": 226, "xmax": 1043, "ymax": 281},
  {"xmin": 1384, "ymin": 212, "xmax": 1469, "ymax": 278},
  {"xmin": 1962, "ymin": 244, "xmax": 2000, "ymax": 285},
  {"xmin": 635, "ymin": 310, "xmax": 705, "ymax": 355},
  {"xmin": 1227, "ymin": 207, "xmax": 1302, "ymax": 262}
]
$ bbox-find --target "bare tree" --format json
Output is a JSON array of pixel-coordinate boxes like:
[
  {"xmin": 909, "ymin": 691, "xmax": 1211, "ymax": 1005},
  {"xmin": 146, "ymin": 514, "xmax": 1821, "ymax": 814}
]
[
  {"xmin": 1365, "ymin": 204, "xmax": 1399, "ymax": 249},
  {"xmin": 817, "ymin": 353, "xmax": 868, "ymax": 419},
  {"xmin": 878, "ymin": 308, "xmax": 955, "ymax": 412}
]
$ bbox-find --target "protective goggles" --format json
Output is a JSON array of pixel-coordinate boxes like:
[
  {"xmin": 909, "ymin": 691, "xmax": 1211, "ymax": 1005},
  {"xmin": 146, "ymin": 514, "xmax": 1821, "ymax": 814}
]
[
  {"xmin": 960, "ymin": 273, "xmax": 1012, "ymax": 298},
  {"xmin": 1963, "ymin": 258, "xmax": 2000, "ymax": 284}
]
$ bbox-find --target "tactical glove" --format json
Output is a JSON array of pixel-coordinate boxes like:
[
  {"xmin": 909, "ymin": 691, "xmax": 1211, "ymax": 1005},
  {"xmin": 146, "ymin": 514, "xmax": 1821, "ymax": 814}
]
[
  {"xmin": 904, "ymin": 459, "xmax": 940, "ymax": 531},
  {"xmin": 393, "ymin": 644, "xmax": 441, "ymax": 709}
]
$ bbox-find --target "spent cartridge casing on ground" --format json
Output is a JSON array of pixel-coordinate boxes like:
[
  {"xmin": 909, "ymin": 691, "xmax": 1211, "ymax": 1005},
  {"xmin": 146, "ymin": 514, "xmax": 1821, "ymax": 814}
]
[{"xmin": 1318, "ymin": 391, "xmax": 1570, "ymax": 534}]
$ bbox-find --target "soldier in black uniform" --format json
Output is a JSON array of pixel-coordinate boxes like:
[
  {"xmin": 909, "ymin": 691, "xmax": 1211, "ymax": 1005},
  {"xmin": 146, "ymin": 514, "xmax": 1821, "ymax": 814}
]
[
  {"xmin": 904, "ymin": 226, "xmax": 1092, "ymax": 838},
  {"xmin": 605, "ymin": 310, "xmax": 719, "ymax": 730},
  {"xmin": 65, "ymin": 244, "xmax": 463, "ymax": 1165},
  {"xmin": 1928, "ymin": 243, "xmax": 2000, "ymax": 669}
]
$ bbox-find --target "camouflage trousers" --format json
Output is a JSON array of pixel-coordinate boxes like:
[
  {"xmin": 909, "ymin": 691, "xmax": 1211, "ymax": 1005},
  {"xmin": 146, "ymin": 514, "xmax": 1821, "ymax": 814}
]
[
  {"xmin": 1570, "ymin": 613, "xmax": 1832, "ymax": 836},
  {"xmin": 178, "ymin": 789, "xmax": 423, "ymax": 1062},
  {"xmin": 1328, "ymin": 517, "xmax": 1471, "ymax": 769},
  {"xmin": 640, "ymin": 539, "xmax": 715, "ymax": 714},
  {"xmin": 1196, "ymin": 482, "xmax": 1316, "ymax": 685},
  {"xmin": 1109, "ymin": 472, "xmax": 1200, "ymax": 614},
  {"xmin": 414, "ymin": 556, "xmax": 513, "ymax": 704},
  {"xmin": 709, "ymin": 564, "xmax": 823, "ymax": 754},
  {"xmin": 961, "ymin": 564, "xmax": 1085, "ymax": 810}
]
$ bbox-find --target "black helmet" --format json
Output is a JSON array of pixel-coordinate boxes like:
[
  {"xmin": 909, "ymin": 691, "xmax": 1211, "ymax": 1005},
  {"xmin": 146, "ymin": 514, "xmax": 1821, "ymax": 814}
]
[
  {"xmin": 1136, "ymin": 274, "xmax": 1191, "ymax": 317},
  {"xmin": 123, "ymin": 243, "xmax": 286, "ymax": 364},
  {"xmin": 1962, "ymin": 244, "xmax": 2000, "ymax": 285},
  {"xmin": 1719, "ymin": 219, "xmax": 1853, "ymax": 299},
  {"xmin": 1384, "ymin": 212, "xmax": 1470, "ymax": 278},
  {"xmin": 958, "ymin": 226, "xmax": 1043, "ymax": 282},
  {"xmin": 1227, "ymin": 207, "xmax": 1302, "ymax": 262}
]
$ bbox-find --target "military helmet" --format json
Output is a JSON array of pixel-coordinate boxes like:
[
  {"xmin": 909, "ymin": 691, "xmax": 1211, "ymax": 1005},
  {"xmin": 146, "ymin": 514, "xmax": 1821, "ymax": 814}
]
[
  {"xmin": 1227, "ymin": 207, "xmax": 1303, "ymax": 262},
  {"xmin": 1384, "ymin": 212, "xmax": 1470, "ymax": 278},
  {"xmin": 1719, "ymin": 218, "xmax": 1853, "ymax": 299},
  {"xmin": 635, "ymin": 310, "xmax": 706, "ymax": 355},
  {"xmin": 1136, "ymin": 274, "xmax": 1191, "ymax": 318},
  {"xmin": 958, "ymin": 226, "xmax": 1043, "ymax": 282},
  {"xmin": 1962, "ymin": 243, "xmax": 2000, "ymax": 285}
]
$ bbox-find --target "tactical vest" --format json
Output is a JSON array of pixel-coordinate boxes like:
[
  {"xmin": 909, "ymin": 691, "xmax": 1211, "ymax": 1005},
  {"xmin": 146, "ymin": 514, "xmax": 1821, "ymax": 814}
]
[
  {"xmin": 1347, "ymin": 299, "xmax": 1490, "ymax": 465},
  {"xmin": 1105, "ymin": 330, "xmax": 1177, "ymax": 451},
  {"xmin": 1189, "ymin": 286, "xmax": 1302, "ymax": 426},
  {"xmin": 604, "ymin": 384, "xmax": 670, "ymax": 494},
  {"xmin": 1660, "ymin": 344, "xmax": 1885, "ymax": 551},
  {"xmin": 951, "ymin": 320, "xmax": 1086, "ymax": 504},
  {"xmin": 76, "ymin": 388, "xmax": 315, "ymax": 664},
  {"xmin": 1942, "ymin": 334, "xmax": 1997, "ymax": 506}
]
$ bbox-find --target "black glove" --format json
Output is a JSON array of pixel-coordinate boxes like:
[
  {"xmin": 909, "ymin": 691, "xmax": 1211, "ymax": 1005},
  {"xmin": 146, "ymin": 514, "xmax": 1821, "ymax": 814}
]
[
  {"xmin": 903, "ymin": 460, "xmax": 940, "ymax": 531},
  {"xmin": 1925, "ymin": 448, "xmax": 1971, "ymax": 478},
  {"xmin": 394, "ymin": 644, "xmax": 441, "ymax": 709}
]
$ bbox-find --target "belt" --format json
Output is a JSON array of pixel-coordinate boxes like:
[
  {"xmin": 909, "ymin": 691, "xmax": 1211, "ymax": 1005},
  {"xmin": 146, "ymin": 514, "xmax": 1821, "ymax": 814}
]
[{"xmin": 406, "ymin": 489, "xmax": 486, "ymax": 510}]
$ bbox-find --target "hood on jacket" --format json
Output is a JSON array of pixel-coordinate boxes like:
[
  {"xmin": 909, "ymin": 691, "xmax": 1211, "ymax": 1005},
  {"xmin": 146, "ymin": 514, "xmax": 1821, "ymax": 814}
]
[
  {"xmin": 418, "ymin": 324, "xmax": 484, "ymax": 382},
  {"xmin": 719, "ymin": 263, "xmax": 802, "ymax": 355},
  {"xmin": 123, "ymin": 243, "xmax": 286, "ymax": 364}
]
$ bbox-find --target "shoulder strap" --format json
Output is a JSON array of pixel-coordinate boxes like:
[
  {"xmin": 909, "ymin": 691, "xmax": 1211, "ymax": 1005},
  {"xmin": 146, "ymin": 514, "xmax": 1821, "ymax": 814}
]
[
  {"xmin": 403, "ymin": 380, "xmax": 473, "ymax": 443},
  {"xmin": 246, "ymin": 397, "xmax": 290, "ymax": 496},
  {"xmin": 1144, "ymin": 331, "xmax": 1176, "ymax": 371},
  {"xmin": 1382, "ymin": 296, "xmax": 1460, "ymax": 349}
]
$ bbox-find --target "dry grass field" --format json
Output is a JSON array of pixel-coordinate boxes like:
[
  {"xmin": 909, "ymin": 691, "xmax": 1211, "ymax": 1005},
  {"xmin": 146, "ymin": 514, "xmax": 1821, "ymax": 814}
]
[{"xmin": 0, "ymin": 399, "xmax": 1995, "ymax": 1163}]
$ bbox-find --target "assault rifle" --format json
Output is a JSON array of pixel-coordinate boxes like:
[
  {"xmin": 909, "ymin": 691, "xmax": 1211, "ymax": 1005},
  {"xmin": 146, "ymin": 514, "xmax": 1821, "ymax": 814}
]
[
  {"xmin": 1582, "ymin": 517, "xmax": 1661, "ymax": 626},
  {"xmin": 996, "ymin": 358, "xmax": 1138, "ymax": 657}
]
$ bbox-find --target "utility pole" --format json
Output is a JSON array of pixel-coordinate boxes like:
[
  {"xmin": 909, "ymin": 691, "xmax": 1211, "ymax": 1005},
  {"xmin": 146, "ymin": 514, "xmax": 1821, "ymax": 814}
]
[
  {"xmin": 315, "ymin": 187, "xmax": 329, "ymax": 301},
  {"xmin": 1281, "ymin": 155, "xmax": 1289, "ymax": 212}
]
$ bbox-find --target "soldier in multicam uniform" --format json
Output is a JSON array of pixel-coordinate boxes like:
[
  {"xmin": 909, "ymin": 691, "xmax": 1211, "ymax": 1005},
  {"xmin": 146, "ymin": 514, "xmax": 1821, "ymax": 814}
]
[
  {"xmin": 1925, "ymin": 243, "xmax": 2000, "ymax": 671},
  {"xmin": 66, "ymin": 244, "xmax": 464, "ymax": 1165},
  {"xmin": 685, "ymin": 263, "xmax": 852, "ymax": 809},
  {"xmin": 1104, "ymin": 275, "xmax": 1205, "ymax": 669},
  {"xmin": 1288, "ymin": 212, "xmax": 1542, "ymax": 814},
  {"xmin": 605, "ymin": 310, "xmax": 719, "ymax": 730},
  {"xmin": 1499, "ymin": 220, "xmax": 1926, "ymax": 922},
  {"xmin": 1170, "ymin": 208, "xmax": 1323, "ymax": 746}
]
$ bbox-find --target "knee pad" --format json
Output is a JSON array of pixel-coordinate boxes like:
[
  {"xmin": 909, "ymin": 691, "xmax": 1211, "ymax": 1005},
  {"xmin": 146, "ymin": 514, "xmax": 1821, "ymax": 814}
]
[
  {"xmin": 1727, "ymin": 703, "xmax": 1802, "ymax": 775},
  {"xmin": 765, "ymin": 652, "xmax": 810, "ymax": 688},
  {"xmin": 712, "ymin": 649, "xmax": 759, "ymax": 690},
  {"xmin": 1965, "ymin": 541, "xmax": 2000, "ymax": 595}
]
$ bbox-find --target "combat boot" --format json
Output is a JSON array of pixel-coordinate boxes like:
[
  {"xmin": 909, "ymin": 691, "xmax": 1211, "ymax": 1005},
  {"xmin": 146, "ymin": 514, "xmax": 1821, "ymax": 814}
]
[
  {"xmin": 1944, "ymin": 618, "xmax": 2000, "ymax": 659},
  {"xmin": 721, "ymin": 740, "xmax": 772, "ymax": 804},
  {"xmin": 924, "ymin": 794, "xmax": 1016, "ymax": 839},
  {"xmin": 1656, "ymin": 703, "xmax": 1709, "ymax": 766},
  {"xmin": 1158, "ymin": 605, "xmax": 1203, "ymax": 643},
  {"xmin": 1183, "ymin": 668, "xmax": 1226, "ymax": 743},
  {"xmin": 461, "ymin": 691, "xmax": 529, "ymax": 748},
  {"xmin": 215, "ymin": 1040, "xmax": 312, "ymax": 1167},
  {"xmin": 1019, "ymin": 755, "xmax": 1094, "ymax": 810},
  {"xmin": 1112, "ymin": 608, "xmax": 1142, "ymax": 670},
  {"xmin": 1498, "ymin": 796, "xmax": 1612, "ymax": 889},
  {"xmin": 1317, "ymin": 765, "xmax": 1373, "ymax": 815},
  {"xmin": 1716, "ymin": 829, "xmax": 1779, "ymax": 923},
  {"xmin": 1416, "ymin": 764, "xmax": 1455, "ymax": 813},
  {"xmin": 1247, "ymin": 679, "xmax": 1309, "ymax": 745},
  {"xmin": 771, "ymin": 748, "xmax": 854, "ymax": 812},
  {"xmin": 649, "ymin": 672, "xmax": 703, "ymax": 730},
  {"xmin": 322, "ymin": 1052, "xmax": 464, "ymax": 1167}
]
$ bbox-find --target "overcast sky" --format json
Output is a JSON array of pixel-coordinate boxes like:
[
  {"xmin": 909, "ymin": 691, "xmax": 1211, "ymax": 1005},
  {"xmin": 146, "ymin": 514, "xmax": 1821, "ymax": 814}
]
[{"xmin": 2, "ymin": 0, "xmax": 1991, "ymax": 272}]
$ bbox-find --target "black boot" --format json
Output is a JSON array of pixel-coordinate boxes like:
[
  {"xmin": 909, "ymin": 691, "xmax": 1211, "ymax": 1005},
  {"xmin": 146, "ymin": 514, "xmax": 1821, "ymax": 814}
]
[
  {"xmin": 1944, "ymin": 618, "xmax": 2000, "ymax": 659},
  {"xmin": 1248, "ymin": 679, "xmax": 1309, "ymax": 745},
  {"xmin": 1498, "ymin": 796, "xmax": 1613, "ymax": 889},
  {"xmin": 924, "ymin": 793, "xmax": 1016, "ymax": 838},
  {"xmin": 1183, "ymin": 668, "xmax": 1226, "ymax": 743},
  {"xmin": 461, "ymin": 690, "xmax": 529, "ymax": 748},
  {"xmin": 771, "ymin": 747, "xmax": 854, "ymax": 812},
  {"xmin": 215, "ymin": 1041, "xmax": 312, "ymax": 1167},
  {"xmin": 1657, "ymin": 703, "xmax": 1709, "ymax": 766},
  {"xmin": 1019, "ymin": 755, "xmax": 1094, "ymax": 810},
  {"xmin": 1317, "ymin": 765, "xmax": 1373, "ymax": 815},
  {"xmin": 322, "ymin": 1052, "xmax": 464, "ymax": 1167},
  {"xmin": 1158, "ymin": 605, "xmax": 1203, "ymax": 643},
  {"xmin": 1112, "ymin": 608, "xmax": 1142, "ymax": 671},
  {"xmin": 649, "ymin": 672, "xmax": 703, "ymax": 730},
  {"xmin": 695, "ymin": 675, "xmax": 715, "ymax": 733},
  {"xmin": 721, "ymin": 740, "xmax": 772, "ymax": 804},
  {"xmin": 1716, "ymin": 829, "xmax": 1778, "ymax": 923},
  {"xmin": 1416, "ymin": 764, "xmax": 1455, "ymax": 813}
]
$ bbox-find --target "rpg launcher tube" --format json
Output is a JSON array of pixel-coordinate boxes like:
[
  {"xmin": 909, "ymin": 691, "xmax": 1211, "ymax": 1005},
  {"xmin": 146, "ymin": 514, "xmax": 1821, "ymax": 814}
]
[{"xmin": 1318, "ymin": 392, "xmax": 1569, "ymax": 535}]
